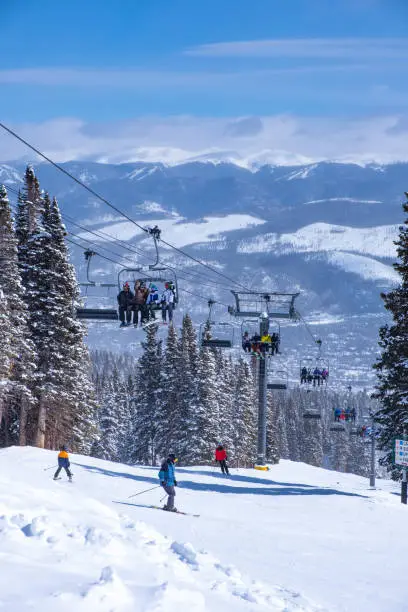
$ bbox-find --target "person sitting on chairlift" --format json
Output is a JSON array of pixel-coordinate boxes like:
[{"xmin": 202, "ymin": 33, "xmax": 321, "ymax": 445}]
[
  {"xmin": 271, "ymin": 332, "xmax": 280, "ymax": 355},
  {"xmin": 321, "ymin": 368, "xmax": 329, "ymax": 383},
  {"xmin": 131, "ymin": 280, "xmax": 149, "ymax": 327},
  {"xmin": 250, "ymin": 333, "xmax": 262, "ymax": 357},
  {"xmin": 313, "ymin": 367, "xmax": 322, "ymax": 386},
  {"xmin": 161, "ymin": 282, "xmax": 175, "ymax": 323},
  {"xmin": 350, "ymin": 407, "xmax": 356, "ymax": 423},
  {"xmin": 242, "ymin": 331, "xmax": 251, "ymax": 352},
  {"xmin": 334, "ymin": 407, "xmax": 341, "ymax": 422},
  {"xmin": 307, "ymin": 369, "xmax": 313, "ymax": 384},
  {"xmin": 300, "ymin": 367, "xmax": 308, "ymax": 384},
  {"xmin": 260, "ymin": 333, "xmax": 271, "ymax": 354},
  {"xmin": 145, "ymin": 284, "xmax": 160, "ymax": 321},
  {"xmin": 117, "ymin": 282, "xmax": 134, "ymax": 327}
]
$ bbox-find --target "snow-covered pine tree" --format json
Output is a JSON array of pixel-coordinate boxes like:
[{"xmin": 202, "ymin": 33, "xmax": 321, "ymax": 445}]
[
  {"xmin": 374, "ymin": 193, "xmax": 408, "ymax": 477},
  {"xmin": 175, "ymin": 314, "xmax": 202, "ymax": 464},
  {"xmin": 0, "ymin": 284, "xmax": 13, "ymax": 437},
  {"xmin": 42, "ymin": 195, "xmax": 98, "ymax": 451},
  {"xmin": 0, "ymin": 185, "xmax": 37, "ymax": 445},
  {"xmin": 155, "ymin": 324, "xmax": 181, "ymax": 460},
  {"xmin": 93, "ymin": 367, "xmax": 122, "ymax": 461},
  {"xmin": 232, "ymin": 359, "xmax": 257, "ymax": 467},
  {"xmin": 215, "ymin": 352, "xmax": 235, "ymax": 458},
  {"xmin": 130, "ymin": 324, "xmax": 162, "ymax": 465},
  {"xmin": 194, "ymin": 342, "xmax": 221, "ymax": 464}
]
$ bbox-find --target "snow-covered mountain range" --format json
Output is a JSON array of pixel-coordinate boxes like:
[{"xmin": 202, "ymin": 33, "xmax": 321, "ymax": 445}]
[{"xmin": 1, "ymin": 159, "xmax": 404, "ymax": 387}]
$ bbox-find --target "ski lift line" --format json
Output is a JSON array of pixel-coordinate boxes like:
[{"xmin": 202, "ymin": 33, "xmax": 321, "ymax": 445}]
[
  {"xmin": 68, "ymin": 230, "xmax": 141, "ymax": 263},
  {"xmin": 0, "ymin": 122, "xmax": 149, "ymax": 236},
  {"xmin": 6, "ymin": 179, "xmax": 232, "ymax": 293},
  {"xmin": 65, "ymin": 237, "xmax": 126, "ymax": 267},
  {"xmin": 0, "ymin": 122, "xmax": 250, "ymax": 293},
  {"xmin": 67, "ymin": 226, "xmax": 233, "ymax": 293}
]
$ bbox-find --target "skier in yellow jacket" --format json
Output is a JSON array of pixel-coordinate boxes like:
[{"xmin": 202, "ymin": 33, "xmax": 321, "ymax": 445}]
[{"xmin": 53, "ymin": 445, "xmax": 72, "ymax": 481}]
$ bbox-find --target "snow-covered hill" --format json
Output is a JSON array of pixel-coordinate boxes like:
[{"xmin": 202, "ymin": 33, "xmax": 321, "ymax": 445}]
[{"xmin": 0, "ymin": 446, "xmax": 406, "ymax": 611}]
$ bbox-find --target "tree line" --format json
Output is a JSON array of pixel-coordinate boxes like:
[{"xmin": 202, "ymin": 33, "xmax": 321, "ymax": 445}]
[{"xmin": 0, "ymin": 167, "xmax": 97, "ymax": 451}]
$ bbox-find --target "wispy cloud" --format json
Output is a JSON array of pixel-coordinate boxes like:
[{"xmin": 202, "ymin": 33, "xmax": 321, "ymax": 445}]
[
  {"xmin": 186, "ymin": 37, "xmax": 408, "ymax": 60},
  {"xmin": 0, "ymin": 62, "xmax": 377, "ymax": 89},
  {"xmin": 2, "ymin": 114, "xmax": 408, "ymax": 167}
]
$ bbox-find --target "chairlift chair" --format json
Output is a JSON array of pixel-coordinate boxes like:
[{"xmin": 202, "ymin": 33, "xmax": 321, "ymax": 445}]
[
  {"xmin": 117, "ymin": 226, "xmax": 179, "ymax": 310},
  {"xmin": 230, "ymin": 291, "xmax": 299, "ymax": 319},
  {"xmin": 267, "ymin": 367, "xmax": 288, "ymax": 391},
  {"xmin": 76, "ymin": 250, "xmax": 118, "ymax": 321},
  {"xmin": 200, "ymin": 301, "xmax": 235, "ymax": 348},
  {"xmin": 330, "ymin": 423, "xmax": 346, "ymax": 433}
]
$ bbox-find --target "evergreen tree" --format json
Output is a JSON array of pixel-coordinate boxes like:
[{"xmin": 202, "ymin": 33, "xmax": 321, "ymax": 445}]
[
  {"xmin": 232, "ymin": 359, "xmax": 257, "ymax": 467},
  {"xmin": 176, "ymin": 315, "xmax": 202, "ymax": 463},
  {"xmin": 374, "ymin": 193, "xmax": 408, "ymax": 476},
  {"xmin": 155, "ymin": 324, "xmax": 180, "ymax": 460},
  {"xmin": 0, "ymin": 184, "xmax": 37, "ymax": 445},
  {"xmin": 130, "ymin": 324, "xmax": 162, "ymax": 464}
]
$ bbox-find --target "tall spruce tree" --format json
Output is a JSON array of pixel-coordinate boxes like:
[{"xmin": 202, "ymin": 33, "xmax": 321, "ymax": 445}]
[
  {"xmin": 130, "ymin": 324, "xmax": 162, "ymax": 464},
  {"xmin": 374, "ymin": 193, "xmax": 408, "ymax": 476},
  {"xmin": 0, "ymin": 185, "xmax": 37, "ymax": 445},
  {"xmin": 155, "ymin": 324, "xmax": 180, "ymax": 460}
]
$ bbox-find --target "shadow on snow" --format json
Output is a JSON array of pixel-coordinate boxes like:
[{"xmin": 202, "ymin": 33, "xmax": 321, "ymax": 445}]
[{"xmin": 74, "ymin": 463, "xmax": 367, "ymax": 498}]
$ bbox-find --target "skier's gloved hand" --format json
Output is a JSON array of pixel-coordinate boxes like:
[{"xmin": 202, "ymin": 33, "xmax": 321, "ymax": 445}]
[
  {"xmin": 174, "ymin": 479, "xmax": 178, "ymax": 486},
  {"xmin": 160, "ymin": 481, "xmax": 166, "ymax": 486}
]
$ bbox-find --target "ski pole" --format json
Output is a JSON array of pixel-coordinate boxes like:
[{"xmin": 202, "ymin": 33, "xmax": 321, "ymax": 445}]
[
  {"xmin": 160, "ymin": 493, "xmax": 167, "ymax": 502},
  {"xmin": 43, "ymin": 465, "xmax": 57, "ymax": 471},
  {"xmin": 127, "ymin": 485, "xmax": 161, "ymax": 499}
]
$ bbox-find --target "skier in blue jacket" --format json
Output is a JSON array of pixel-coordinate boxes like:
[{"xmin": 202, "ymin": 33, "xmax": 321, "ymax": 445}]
[{"xmin": 158, "ymin": 453, "xmax": 178, "ymax": 512}]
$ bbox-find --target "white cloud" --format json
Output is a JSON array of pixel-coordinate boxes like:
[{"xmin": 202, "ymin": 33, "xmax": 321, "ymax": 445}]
[
  {"xmin": 2, "ymin": 113, "xmax": 408, "ymax": 166},
  {"xmin": 186, "ymin": 38, "xmax": 408, "ymax": 60}
]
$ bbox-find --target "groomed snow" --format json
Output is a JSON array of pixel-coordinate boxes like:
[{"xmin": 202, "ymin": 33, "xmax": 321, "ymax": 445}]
[
  {"xmin": 0, "ymin": 447, "xmax": 406, "ymax": 612},
  {"xmin": 327, "ymin": 251, "xmax": 400, "ymax": 283},
  {"xmin": 81, "ymin": 214, "xmax": 266, "ymax": 249},
  {"xmin": 238, "ymin": 222, "xmax": 399, "ymax": 259}
]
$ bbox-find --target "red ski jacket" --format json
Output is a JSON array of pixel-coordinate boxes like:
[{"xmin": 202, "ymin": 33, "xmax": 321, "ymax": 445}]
[{"xmin": 215, "ymin": 448, "xmax": 227, "ymax": 461}]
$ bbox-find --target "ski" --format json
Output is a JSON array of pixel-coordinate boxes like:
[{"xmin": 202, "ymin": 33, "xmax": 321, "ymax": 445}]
[{"xmin": 128, "ymin": 503, "xmax": 199, "ymax": 517}]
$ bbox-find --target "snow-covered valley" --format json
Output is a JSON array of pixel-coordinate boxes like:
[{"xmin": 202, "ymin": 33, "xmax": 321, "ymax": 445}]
[{"xmin": 0, "ymin": 446, "xmax": 406, "ymax": 611}]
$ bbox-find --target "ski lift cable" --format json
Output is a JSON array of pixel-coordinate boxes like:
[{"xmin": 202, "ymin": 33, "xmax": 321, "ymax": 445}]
[
  {"xmin": 0, "ymin": 122, "xmax": 250, "ymax": 291},
  {"xmin": 297, "ymin": 312, "xmax": 326, "ymax": 353},
  {"xmin": 6, "ymin": 183, "xmax": 234, "ymax": 292},
  {"xmin": 67, "ymin": 232, "xmax": 235, "ymax": 293}
]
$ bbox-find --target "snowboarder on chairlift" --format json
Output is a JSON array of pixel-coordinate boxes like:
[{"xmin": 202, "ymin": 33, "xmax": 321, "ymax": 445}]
[
  {"xmin": 117, "ymin": 282, "xmax": 133, "ymax": 327},
  {"xmin": 53, "ymin": 445, "xmax": 72, "ymax": 482},
  {"xmin": 158, "ymin": 453, "xmax": 178, "ymax": 511},
  {"xmin": 215, "ymin": 445, "xmax": 230, "ymax": 475}
]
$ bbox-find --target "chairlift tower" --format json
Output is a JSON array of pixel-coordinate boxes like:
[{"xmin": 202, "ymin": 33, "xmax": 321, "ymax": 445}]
[{"xmin": 229, "ymin": 290, "xmax": 299, "ymax": 470}]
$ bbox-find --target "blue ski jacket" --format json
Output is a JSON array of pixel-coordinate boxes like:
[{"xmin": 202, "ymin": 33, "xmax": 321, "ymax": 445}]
[{"xmin": 158, "ymin": 459, "xmax": 176, "ymax": 486}]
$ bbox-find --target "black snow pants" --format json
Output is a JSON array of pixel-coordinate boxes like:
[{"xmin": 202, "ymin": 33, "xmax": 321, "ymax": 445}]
[
  {"xmin": 54, "ymin": 466, "xmax": 72, "ymax": 479},
  {"xmin": 219, "ymin": 459, "xmax": 229, "ymax": 475}
]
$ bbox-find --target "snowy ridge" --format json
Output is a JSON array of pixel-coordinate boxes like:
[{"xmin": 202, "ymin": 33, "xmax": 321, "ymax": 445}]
[
  {"xmin": 83, "ymin": 214, "xmax": 266, "ymax": 249},
  {"xmin": 238, "ymin": 222, "xmax": 399, "ymax": 259},
  {"xmin": 327, "ymin": 252, "xmax": 400, "ymax": 283}
]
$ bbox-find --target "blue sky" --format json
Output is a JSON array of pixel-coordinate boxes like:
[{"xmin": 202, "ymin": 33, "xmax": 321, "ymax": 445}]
[{"xmin": 1, "ymin": 0, "xmax": 408, "ymax": 164}]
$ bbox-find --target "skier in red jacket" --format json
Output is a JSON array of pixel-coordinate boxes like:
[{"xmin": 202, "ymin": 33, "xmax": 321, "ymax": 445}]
[{"xmin": 215, "ymin": 445, "xmax": 230, "ymax": 475}]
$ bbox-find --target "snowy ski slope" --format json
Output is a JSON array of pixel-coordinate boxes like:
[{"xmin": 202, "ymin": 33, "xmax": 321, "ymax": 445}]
[{"xmin": 0, "ymin": 447, "xmax": 406, "ymax": 611}]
